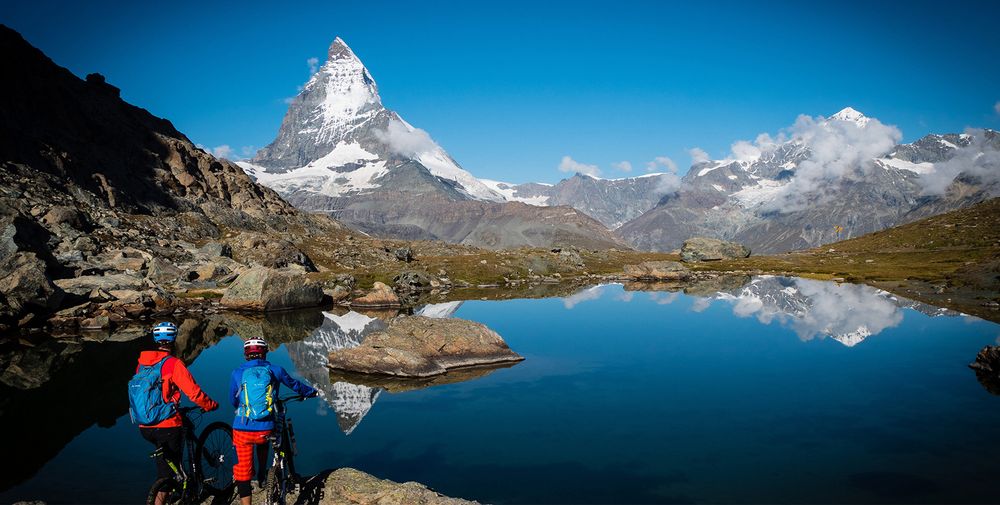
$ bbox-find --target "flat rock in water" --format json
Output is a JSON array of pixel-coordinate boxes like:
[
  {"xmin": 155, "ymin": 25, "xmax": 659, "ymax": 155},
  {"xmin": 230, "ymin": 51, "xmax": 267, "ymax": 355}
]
[
  {"xmin": 680, "ymin": 237, "xmax": 751, "ymax": 262},
  {"xmin": 220, "ymin": 266, "xmax": 322, "ymax": 312},
  {"xmin": 328, "ymin": 316, "xmax": 524, "ymax": 377}
]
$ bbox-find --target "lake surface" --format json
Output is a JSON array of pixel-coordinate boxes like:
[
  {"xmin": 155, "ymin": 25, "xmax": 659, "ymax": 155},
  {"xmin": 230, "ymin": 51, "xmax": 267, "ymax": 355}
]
[{"xmin": 3, "ymin": 276, "xmax": 1000, "ymax": 504}]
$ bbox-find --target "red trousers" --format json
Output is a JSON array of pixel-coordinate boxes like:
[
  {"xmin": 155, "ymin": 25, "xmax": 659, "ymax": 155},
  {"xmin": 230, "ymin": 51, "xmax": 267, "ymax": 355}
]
[{"xmin": 232, "ymin": 429, "xmax": 271, "ymax": 482}]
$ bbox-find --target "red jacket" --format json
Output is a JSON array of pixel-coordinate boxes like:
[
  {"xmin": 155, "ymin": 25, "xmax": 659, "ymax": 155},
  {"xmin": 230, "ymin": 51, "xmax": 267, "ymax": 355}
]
[{"xmin": 136, "ymin": 350, "xmax": 218, "ymax": 428}]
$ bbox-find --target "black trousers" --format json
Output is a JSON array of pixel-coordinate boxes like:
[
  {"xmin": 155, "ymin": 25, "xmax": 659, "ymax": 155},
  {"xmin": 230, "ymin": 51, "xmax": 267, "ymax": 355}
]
[{"xmin": 140, "ymin": 427, "xmax": 183, "ymax": 479}]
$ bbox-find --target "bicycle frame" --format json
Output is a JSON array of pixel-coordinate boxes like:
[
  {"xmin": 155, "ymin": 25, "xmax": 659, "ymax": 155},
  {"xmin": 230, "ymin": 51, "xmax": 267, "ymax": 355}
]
[{"xmin": 149, "ymin": 408, "xmax": 203, "ymax": 496}]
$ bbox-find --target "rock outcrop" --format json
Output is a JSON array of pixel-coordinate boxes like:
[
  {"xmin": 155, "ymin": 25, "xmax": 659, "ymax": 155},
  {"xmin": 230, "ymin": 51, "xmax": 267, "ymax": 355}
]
[
  {"xmin": 680, "ymin": 237, "xmax": 751, "ymax": 262},
  {"xmin": 220, "ymin": 266, "xmax": 323, "ymax": 311},
  {"xmin": 970, "ymin": 345, "xmax": 1000, "ymax": 395},
  {"xmin": 209, "ymin": 467, "xmax": 478, "ymax": 505},
  {"xmin": 327, "ymin": 316, "xmax": 524, "ymax": 377}
]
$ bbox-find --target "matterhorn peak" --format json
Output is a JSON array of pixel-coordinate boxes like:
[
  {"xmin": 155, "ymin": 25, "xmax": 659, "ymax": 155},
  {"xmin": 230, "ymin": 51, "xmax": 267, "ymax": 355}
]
[
  {"xmin": 327, "ymin": 36, "xmax": 358, "ymax": 61},
  {"xmin": 830, "ymin": 106, "xmax": 870, "ymax": 126}
]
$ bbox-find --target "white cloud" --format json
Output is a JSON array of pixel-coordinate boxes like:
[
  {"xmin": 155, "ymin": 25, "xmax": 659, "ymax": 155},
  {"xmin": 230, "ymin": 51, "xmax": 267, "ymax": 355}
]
[
  {"xmin": 758, "ymin": 112, "xmax": 902, "ymax": 212},
  {"xmin": 210, "ymin": 145, "xmax": 235, "ymax": 159},
  {"xmin": 918, "ymin": 128, "xmax": 1000, "ymax": 195},
  {"xmin": 240, "ymin": 145, "xmax": 257, "ymax": 158},
  {"xmin": 612, "ymin": 161, "xmax": 633, "ymax": 172},
  {"xmin": 374, "ymin": 119, "xmax": 440, "ymax": 157},
  {"xmin": 645, "ymin": 156, "xmax": 677, "ymax": 173},
  {"xmin": 688, "ymin": 147, "xmax": 710, "ymax": 164},
  {"xmin": 563, "ymin": 285, "xmax": 605, "ymax": 309},
  {"xmin": 995, "ymin": 101, "xmax": 1000, "ymax": 116},
  {"xmin": 648, "ymin": 291, "xmax": 680, "ymax": 305},
  {"xmin": 307, "ymin": 57, "xmax": 320, "ymax": 75},
  {"xmin": 558, "ymin": 156, "xmax": 601, "ymax": 177}
]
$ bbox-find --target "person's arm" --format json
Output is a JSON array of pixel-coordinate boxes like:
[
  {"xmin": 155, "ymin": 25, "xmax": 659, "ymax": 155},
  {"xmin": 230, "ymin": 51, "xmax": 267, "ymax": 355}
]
[
  {"xmin": 229, "ymin": 369, "xmax": 241, "ymax": 408},
  {"xmin": 168, "ymin": 358, "xmax": 219, "ymax": 412},
  {"xmin": 271, "ymin": 365, "xmax": 317, "ymax": 398}
]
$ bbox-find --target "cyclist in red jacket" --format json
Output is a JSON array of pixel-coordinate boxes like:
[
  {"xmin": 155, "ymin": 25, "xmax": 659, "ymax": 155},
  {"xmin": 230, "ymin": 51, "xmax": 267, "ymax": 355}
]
[{"xmin": 136, "ymin": 322, "xmax": 218, "ymax": 505}]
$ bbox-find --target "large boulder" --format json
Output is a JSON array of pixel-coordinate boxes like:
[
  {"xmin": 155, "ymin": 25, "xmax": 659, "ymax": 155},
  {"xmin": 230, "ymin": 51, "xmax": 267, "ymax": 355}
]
[
  {"xmin": 351, "ymin": 281, "xmax": 401, "ymax": 308},
  {"xmin": 221, "ymin": 266, "xmax": 323, "ymax": 311},
  {"xmin": 327, "ymin": 316, "xmax": 524, "ymax": 377},
  {"xmin": 622, "ymin": 260, "xmax": 690, "ymax": 280},
  {"xmin": 680, "ymin": 237, "xmax": 751, "ymax": 262},
  {"xmin": 0, "ymin": 253, "xmax": 65, "ymax": 329}
]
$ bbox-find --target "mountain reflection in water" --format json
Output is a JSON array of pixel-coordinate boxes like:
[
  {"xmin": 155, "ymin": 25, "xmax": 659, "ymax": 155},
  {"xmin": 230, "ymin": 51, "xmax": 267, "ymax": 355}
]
[
  {"xmin": 284, "ymin": 302, "xmax": 468, "ymax": 435},
  {"xmin": 608, "ymin": 275, "xmax": 960, "ymax": 347}
]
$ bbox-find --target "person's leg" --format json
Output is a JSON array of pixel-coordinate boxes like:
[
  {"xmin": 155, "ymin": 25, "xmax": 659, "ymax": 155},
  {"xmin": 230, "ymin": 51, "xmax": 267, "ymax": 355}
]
[
  {"xmin": 141, "ymin": 427, "xmax": 182, "ymax": 505},
  {"xmin": 233, "ymin": 430, "xmax": 256, "ymax": 505}
]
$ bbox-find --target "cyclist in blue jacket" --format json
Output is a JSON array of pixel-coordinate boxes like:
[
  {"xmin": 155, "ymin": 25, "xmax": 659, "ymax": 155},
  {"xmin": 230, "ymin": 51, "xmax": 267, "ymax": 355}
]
[{"xmin": 228, "ymin": 337, "xmax": 317, "ymax": 505}]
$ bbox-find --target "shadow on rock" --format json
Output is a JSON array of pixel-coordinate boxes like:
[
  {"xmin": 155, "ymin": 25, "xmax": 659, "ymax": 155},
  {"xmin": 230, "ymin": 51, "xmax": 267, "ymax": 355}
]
[{"xmin": 328, "ymin": 362, "xmax": 519, "ymax": 393}]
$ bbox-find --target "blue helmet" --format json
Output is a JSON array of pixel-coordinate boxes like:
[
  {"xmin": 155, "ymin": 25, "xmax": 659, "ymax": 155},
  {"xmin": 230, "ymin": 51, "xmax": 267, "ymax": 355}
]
[{"xmin": 152, "ymin": 322, "xmax": 178, "ymax": 342}]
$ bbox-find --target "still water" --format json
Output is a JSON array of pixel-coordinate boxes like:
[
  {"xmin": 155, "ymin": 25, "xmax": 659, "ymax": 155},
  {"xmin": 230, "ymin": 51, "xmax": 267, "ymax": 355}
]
[{"xmin": 2, "ymin": 276, "xmax": 1000, "ymax": 504}]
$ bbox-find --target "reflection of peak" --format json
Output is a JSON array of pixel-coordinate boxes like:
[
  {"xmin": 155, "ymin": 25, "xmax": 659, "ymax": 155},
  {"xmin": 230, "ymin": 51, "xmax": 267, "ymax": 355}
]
[
  {"xmin": 830, "ymin": 325, "xmax": 872, "ymax": 347},
  {"xmin": 416, "ymin": 301, "xmax": 463, "ymax": 318},
  {"xmin": 330, "ymin": 381, "xmax": 381, "ymax": 435},
  {"xmin": 284, "ymin": 311, "xmax": 388, "ymax": 435}
]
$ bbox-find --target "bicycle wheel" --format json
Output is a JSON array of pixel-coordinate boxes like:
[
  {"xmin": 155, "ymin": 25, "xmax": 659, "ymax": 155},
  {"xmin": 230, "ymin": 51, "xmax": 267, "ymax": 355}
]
[
  {"xmin": 263, "ymin": 463, "xmax": 290, "ymax": 505},
  {"xmin": 195, "ymin": 421, "xmax": 235, "ymax": 496},
  {"xmin": 146, "ymin": 477, "xmax": 183, "ymax": 505}
]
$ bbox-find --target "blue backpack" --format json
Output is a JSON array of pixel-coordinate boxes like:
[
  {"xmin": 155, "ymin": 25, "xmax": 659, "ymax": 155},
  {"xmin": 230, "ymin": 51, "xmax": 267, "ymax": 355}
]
[
  {"xmin": 128, "ymin": 357, "xmax": 176, "ymax": 425},
  {"xmin": 238, "ymin": 365, "xmax": 275, "ymax": 421}
]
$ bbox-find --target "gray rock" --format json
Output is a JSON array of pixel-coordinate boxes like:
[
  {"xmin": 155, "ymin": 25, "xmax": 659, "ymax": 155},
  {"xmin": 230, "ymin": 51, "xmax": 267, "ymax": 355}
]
[
  {"xmin": 221, "ymin": 266, "xmax": 323, "ymax": 311},
  {"xmin": 54, "ymin": 273, "xmax": 145, "ymax": 296},
  {"xmin": 327, "ymin": 316, "xmax": 524, "ymax": 377},
  {"xmin": 0, "ymin": 253, "xmax": 65, "ymax": 325},
  {"xmin": 394, "ymin": 247, "xmax": 413, "ymax": 262},
  {"xmin": 197, "ymin": 241, "xmax": 231, "ymax": 258},
  {"xmin": 680, "ymin": 237, "xmax": 751, "ymax": 262},
  {"xmin": 393, "ymin": 270, "xmax": 433, "ymax": 293}
]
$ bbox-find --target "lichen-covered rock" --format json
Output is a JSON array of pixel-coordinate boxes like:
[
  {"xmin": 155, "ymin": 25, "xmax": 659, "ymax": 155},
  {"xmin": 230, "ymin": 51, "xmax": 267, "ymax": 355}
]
[
  {"xmin": 393, "ymin": 270, "xmax": 434, "ymax": 293},
  {"xmin": 220, "ymin": 266, "xmax": 323, "ymax": 311},
  {"xmin": 351, "ymin": 281, "xmax": 401, "ymax": 308},
  {"xmin": 680, "ymin": 237, "xmax": 751, "ymax": 262},
  {"xmin": 200, "ymin": 467, "xmax": 478, "ymax": 505},
  {"xmin": 53, "ymin": 273, "xmax": 146, "ymax": 296},
  {"xmin": 622, "ymin": 260, "xmax": 690, "ymax": 280},
  {"xmin": 327, "ymin": 316, "xmax": 524, "ymax": 377}
]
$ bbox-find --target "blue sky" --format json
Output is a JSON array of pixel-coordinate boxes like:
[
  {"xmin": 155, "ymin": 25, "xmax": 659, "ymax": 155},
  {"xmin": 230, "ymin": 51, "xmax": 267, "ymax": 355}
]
[{"xmin": 3, "ymin": 0, "xmax": 999, "ymax": 183}]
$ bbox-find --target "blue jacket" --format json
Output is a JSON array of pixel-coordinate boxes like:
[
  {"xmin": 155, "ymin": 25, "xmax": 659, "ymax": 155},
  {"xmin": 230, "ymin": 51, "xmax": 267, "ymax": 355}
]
[{"xmin": 228, "ymin": 359, "xmax": 317, "ymax": 431}]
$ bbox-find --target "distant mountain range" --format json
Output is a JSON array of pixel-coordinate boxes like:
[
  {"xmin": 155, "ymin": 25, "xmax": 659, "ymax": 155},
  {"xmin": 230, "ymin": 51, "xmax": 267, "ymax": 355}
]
[{"xmin": 240, "ymin": 37, "xmax": 1000, "ymax": 253}]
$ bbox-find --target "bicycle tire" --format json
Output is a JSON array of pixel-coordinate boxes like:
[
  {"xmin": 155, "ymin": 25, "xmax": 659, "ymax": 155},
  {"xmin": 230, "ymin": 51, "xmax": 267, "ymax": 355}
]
[
  {"xmin": 195, "ymin": 421, "xmax": 235, "ymax": 496},
  {"xmin": 147, "ymin": 477, "xmax": 182, "ymax": 505},
  {"xmin": 264, "ymin": 463, "xmax": 288, "ymax": 505}
]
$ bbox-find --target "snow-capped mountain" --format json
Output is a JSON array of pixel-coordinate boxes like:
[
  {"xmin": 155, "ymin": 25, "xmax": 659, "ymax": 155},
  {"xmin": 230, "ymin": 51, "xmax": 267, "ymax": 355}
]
[
  {"xmin": 481, "ymin": 172, "xmax": 670, "ymax": 228},
  {"xmin": 284, "ymin": 311, "xmax": 387, "ymax": 435},
  {"xmin": 240, "ymin": 38, "xmax": 502, "ymax": 202},
  {"xmin": 618, "ymin": 108, "xmax": 1000, "ymax": 253},
  {"xmin": 239, "ymin": 38, "xmax": 623, "ymax": 250}
]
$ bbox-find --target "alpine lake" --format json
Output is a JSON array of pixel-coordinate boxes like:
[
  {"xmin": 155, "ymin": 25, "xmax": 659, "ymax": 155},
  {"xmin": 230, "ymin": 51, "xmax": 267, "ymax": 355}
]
[{"xmin": 2, "ymin": 276, "xmax": 1000, "ymax": 504}]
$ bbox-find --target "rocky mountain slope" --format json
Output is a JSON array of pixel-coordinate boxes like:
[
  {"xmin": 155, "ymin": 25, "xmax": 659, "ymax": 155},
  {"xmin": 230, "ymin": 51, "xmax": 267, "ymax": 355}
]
[
  {"xmin": 481, "ymin": 172, "xmax": 669, "ymax": 228},
  {"xmin": 239, "ymin": 38, "xmax": 623, "ymax": 249},
  {"xmin": 617, "ymin": 108, "xmax": 1000, "ymax": 253},
  {"xmin": 0, "ymin": 24, "xmax": 347, "ymax": 332}
]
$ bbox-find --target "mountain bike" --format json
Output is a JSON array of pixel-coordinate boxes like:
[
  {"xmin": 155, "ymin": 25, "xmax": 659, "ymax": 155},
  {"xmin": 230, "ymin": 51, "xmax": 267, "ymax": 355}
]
[
  {"xmin": 146, "ymin": 406, "xmax": 235, "ymax": 505},
  {"xmin": 263, "ymin": 394, "xmax": 306, "ymax": 505}
]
